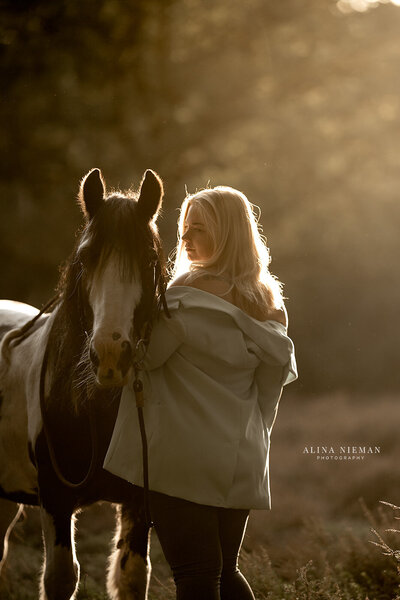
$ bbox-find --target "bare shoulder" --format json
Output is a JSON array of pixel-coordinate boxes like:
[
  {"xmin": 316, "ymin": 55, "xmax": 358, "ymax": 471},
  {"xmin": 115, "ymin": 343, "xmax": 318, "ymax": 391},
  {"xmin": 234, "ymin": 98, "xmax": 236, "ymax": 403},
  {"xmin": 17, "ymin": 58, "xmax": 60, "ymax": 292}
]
[
  {"xmin": 268, "ymin": 305, "xmax": 288, "ymax": 327},
  {"xmin": 169, "ymin": 273, "xmax": 190, "ymax": 287},
  {"xmin": 188, "ymin": 274, "xmax": 232, "ymax": 297}
]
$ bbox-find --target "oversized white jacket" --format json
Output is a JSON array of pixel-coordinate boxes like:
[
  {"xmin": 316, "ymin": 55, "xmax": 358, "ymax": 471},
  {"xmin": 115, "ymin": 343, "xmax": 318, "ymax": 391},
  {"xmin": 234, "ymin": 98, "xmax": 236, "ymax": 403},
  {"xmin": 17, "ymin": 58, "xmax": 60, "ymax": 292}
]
[{"xmin": 104, "ymin": 286, "xmax": 297, "ymax": 509}]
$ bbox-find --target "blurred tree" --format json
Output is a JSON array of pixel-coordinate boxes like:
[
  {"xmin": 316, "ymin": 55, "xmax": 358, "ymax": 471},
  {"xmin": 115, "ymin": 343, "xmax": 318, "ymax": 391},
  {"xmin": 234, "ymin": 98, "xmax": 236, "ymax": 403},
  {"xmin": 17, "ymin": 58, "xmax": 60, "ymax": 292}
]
[{"xmin": 1, "ymin": 0, "xmax": 399, "ymax": 392}]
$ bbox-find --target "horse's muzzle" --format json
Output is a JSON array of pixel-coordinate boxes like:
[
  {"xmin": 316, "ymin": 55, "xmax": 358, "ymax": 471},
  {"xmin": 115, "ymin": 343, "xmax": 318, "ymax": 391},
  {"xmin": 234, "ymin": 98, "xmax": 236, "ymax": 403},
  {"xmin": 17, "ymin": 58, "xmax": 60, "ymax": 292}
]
[{"xmin": 89, "ymin": 339, "xmax": 133, "ymax": 388}]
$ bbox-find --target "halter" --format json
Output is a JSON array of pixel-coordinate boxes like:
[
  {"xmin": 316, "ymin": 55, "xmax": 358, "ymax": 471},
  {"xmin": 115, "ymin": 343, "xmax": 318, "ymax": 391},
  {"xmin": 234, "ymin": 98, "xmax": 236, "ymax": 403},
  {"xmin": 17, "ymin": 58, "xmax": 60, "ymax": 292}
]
[{"xmin": 38, "ymin": 251, "xmax": 170, "ymax": 509}]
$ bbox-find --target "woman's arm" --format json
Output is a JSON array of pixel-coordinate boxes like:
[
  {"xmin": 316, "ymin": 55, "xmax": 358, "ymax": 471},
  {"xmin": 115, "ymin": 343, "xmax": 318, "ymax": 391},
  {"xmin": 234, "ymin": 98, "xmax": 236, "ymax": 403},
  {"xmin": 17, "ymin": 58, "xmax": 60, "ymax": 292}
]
[
  {"xmin": 144, "ymin": 314, "xmax": 186, "ymax": 370},
  {"xmin": 255, "ymin": 362, "xmax": 285, "ymax": 433}
]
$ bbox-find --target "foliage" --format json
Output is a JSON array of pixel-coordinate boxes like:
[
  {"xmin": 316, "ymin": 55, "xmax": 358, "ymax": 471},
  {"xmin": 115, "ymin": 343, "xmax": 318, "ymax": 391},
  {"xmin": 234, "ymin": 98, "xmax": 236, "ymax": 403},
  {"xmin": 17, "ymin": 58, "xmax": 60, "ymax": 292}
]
[
  {"xmin": 3, "ymin": 504, "xmax": 399, "ymax": 600},
  {"xmin": 1, "ymin": 0, "xmax": 400, "ymax": 393},
  {"xmin": 1, "ymin": 393, "xmax": 400, "ymax": 599}
]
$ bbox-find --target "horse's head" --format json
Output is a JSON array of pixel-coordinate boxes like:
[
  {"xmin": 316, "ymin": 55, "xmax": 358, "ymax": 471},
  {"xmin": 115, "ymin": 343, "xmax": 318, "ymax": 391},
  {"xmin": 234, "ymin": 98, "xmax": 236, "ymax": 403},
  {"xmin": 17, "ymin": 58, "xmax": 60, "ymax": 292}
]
[{"xmin": 72, "ymin": 168, "xmax": 164, "ymax": 388}]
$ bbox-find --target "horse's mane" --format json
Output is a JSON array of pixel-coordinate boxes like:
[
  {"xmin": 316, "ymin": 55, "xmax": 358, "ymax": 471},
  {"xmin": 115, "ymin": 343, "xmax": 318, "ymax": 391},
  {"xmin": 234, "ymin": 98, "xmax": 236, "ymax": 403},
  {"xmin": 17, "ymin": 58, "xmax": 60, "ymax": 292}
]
[
  {"xmin": 48, "ymin": 192, "xmax": 166, "ymax": 410},
  {"xmin": 1, "ymin": 191, "xmax": 167, "ymax": 377}
]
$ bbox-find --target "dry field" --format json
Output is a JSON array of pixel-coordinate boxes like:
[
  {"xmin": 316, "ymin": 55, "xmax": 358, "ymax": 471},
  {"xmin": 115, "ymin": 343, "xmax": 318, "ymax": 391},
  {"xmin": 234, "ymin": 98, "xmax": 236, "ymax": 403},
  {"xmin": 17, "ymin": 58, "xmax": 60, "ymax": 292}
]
[{"xmin": 1, "ymin": 393, "xmax": 400, "ymax": 599}]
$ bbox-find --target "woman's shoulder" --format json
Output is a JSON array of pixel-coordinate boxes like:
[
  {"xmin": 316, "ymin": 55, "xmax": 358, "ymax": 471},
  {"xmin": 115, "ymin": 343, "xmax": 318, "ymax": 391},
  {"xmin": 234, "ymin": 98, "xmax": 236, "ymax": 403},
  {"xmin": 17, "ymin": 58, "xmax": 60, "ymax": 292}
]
[
  {"xmin": 190, "ymin": 274, "xmax": 232, "ymax": 297},
  {"xmin": 267, "ymin": 305, "xmax": 287, "ymax": 327},
  {"xmin": 169, "ymin": 273, "xmax": 287, "ymax": 326},
  {"xmin": 169, "ymin": 272, "xmax": 190, "ymax": 287},
  {"xmin": 169, "ymin": 272, "xmax": 231, "ymax": 296}
]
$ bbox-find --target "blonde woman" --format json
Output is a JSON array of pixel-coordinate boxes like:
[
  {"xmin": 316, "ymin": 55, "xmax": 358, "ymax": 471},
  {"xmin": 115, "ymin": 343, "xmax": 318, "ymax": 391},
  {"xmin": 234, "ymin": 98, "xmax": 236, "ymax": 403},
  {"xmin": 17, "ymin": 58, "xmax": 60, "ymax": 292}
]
[{"xmin": 105, "ymin": 186, "xmax": 297, "ymax": 600}]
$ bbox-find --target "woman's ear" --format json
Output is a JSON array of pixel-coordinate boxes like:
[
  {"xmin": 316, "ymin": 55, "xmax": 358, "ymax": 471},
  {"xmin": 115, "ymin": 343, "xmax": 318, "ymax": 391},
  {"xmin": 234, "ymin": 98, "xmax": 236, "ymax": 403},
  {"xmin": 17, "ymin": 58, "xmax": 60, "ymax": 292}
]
[
  {"xmin": 136, "ymin": 169, "xmax": 164, "ymax": 222},
  {"xmin": 78, "ymin": 168, "xmax": 105, "ymax": 221}
]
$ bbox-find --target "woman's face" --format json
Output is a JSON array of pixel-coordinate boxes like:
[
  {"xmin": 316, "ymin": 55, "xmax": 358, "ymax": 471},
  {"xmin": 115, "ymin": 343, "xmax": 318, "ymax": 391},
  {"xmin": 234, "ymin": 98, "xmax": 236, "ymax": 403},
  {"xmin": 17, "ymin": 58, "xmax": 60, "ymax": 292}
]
[{"xmin": 182, "ymin": 205, "xmax": 214, "ymax": 262}]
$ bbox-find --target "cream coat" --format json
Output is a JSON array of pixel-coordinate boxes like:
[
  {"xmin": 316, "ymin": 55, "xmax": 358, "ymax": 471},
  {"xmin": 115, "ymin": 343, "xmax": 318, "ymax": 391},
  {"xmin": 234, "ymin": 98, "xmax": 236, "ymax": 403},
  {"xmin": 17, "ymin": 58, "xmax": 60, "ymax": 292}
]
[{"xmin": 104, "ymin": 286, "xmax": 297, "ymax": 509}]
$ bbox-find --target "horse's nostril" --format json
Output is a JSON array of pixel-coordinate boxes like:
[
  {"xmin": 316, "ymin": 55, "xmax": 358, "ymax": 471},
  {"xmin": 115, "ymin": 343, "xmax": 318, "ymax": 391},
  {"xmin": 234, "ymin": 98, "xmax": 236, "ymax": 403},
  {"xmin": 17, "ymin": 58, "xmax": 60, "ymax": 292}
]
[
  {"xmin": 106, "ymin": 368, "xmax": 114, "ymax": 379},
  {"xmin": 118, "ymin": 340, "xmax": 133, "ymax": 377},
  {"xmin": 89, "ymin": 344, "xmax": 100, "ymax": 368}
]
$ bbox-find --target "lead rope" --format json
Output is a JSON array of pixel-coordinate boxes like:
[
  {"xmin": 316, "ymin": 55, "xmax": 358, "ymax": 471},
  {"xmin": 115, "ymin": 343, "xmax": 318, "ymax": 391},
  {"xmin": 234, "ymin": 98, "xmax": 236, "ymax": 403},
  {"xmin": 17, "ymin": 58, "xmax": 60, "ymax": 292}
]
[
  {"xmin": 132, "ymin": 264, "xmax": 169, "ymax": 529},
  {"xmin": 133, "ymin": 365, "xmax": 153, "ymax": 528},
  {"xmin": 133, "ymin": 321, "xmax": 155, "ymax": 529}
]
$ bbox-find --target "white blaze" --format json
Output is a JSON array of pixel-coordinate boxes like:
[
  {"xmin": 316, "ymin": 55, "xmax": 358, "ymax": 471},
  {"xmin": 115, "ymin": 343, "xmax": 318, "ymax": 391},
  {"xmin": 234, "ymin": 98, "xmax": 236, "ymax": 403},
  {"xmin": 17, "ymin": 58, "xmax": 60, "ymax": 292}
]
[{"xmin": 88, "ymin": 253, "xmax": 142, "ymax": 387}]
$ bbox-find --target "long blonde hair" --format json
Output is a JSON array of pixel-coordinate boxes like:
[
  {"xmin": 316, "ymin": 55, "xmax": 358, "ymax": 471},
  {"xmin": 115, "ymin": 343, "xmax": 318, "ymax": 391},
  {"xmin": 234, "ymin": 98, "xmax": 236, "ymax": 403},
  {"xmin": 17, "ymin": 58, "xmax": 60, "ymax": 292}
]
[{"xmin": 171, "ymin": 186, "xmax": 284, "ymax": 312}]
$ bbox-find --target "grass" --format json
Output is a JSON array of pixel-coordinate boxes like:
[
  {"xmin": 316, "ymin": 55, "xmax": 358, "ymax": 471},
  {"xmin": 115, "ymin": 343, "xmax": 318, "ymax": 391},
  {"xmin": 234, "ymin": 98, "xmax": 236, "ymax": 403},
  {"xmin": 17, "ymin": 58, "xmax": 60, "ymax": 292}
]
[{"xmin": 1, "ymin": 393, "xmax": 400, "ymax": 599}]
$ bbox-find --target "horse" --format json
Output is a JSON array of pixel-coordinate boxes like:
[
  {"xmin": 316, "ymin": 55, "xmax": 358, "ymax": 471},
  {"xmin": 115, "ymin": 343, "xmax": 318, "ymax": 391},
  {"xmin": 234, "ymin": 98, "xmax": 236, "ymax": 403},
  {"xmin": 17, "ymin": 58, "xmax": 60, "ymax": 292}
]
[{"xmin": 0, "ymin": 167, "xmax": 166, "ymax": 600}]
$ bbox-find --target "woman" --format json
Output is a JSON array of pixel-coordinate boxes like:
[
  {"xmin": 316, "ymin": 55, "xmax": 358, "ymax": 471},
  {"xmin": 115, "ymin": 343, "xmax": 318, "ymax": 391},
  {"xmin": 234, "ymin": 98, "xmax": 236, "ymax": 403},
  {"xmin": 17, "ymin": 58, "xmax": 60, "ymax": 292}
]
[{"xmin": 104, "ymin": 186, "xmax": 297, "ymax": 599}]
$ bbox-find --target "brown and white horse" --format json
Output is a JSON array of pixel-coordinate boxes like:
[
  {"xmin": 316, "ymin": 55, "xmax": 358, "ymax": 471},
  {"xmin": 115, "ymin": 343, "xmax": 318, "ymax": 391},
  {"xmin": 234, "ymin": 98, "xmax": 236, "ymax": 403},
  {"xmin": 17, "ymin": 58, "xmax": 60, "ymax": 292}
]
[{"xmin": 0, "ymin": 168, "xmax": 166, "ymax": 599}]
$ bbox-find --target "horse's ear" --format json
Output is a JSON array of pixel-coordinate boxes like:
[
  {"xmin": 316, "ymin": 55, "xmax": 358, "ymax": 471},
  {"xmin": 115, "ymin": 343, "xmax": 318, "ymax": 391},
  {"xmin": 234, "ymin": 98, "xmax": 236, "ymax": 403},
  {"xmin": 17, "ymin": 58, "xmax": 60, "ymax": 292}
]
[
  {"xmin": 137, "ymin": 169, "xmax": 163, "ymax": 222},
  {"xmin": 78, "ymin": 168, "xmax": 105, "ymax": 221}
]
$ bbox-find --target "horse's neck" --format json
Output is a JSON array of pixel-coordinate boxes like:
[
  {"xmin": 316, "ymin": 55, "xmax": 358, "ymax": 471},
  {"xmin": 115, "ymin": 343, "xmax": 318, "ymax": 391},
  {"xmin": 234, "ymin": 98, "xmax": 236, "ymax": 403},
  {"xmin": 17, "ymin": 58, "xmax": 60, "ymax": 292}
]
[{"xmin": 46, "ymin": 302, "xmax": 88, "ymax": 403}]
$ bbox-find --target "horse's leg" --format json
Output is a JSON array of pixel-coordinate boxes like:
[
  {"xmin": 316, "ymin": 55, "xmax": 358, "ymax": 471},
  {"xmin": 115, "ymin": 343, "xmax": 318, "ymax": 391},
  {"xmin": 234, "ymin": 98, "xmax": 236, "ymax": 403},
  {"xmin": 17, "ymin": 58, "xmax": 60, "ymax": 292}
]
[
  {"xmin": 107, "ymin": 501, "xmax": 151, "ymax": 600},
  {"xmin": 39, "ymin": 504, "xmax": 80, "ymax": 600},
  {"xmin": 0, "ymin": 500, "xmax": 24, "ymax": 576}
]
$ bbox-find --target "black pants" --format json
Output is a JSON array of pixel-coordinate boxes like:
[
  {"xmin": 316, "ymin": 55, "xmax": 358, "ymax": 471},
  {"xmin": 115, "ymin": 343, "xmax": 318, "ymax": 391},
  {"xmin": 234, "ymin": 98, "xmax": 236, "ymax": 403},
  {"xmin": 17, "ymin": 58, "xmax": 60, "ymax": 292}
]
[{"xmin": 149, "ymin": 491, "xmax": 256, "ymax": 600}]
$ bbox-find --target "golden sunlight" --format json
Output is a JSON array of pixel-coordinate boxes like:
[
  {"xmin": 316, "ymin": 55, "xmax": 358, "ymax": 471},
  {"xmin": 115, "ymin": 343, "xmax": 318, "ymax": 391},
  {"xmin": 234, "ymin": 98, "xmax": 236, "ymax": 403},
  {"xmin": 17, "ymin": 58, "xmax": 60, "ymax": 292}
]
[{"xmin": 337, "ymin": 0, "xmax": 400, "ymax": 12}]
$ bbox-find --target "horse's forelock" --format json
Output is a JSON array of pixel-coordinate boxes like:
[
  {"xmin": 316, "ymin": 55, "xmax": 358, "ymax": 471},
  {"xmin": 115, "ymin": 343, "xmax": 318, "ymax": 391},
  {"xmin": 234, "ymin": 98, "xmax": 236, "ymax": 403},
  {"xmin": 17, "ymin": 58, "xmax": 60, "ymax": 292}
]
[
  {"xmin": 56, "ymin": 191, "xmax": 164, "ymax": 336},
  {"xmin": 76, "ymin": 193, "xmax": 154, "ymax": 280}
]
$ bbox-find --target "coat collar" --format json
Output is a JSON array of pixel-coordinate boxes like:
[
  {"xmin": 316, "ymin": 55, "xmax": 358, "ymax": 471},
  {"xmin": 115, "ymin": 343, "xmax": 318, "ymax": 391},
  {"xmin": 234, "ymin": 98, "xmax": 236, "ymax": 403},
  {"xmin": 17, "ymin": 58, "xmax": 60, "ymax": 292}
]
[{"xmin": 165, "ymin": 286, "xmax": 295, "ymax": 368}]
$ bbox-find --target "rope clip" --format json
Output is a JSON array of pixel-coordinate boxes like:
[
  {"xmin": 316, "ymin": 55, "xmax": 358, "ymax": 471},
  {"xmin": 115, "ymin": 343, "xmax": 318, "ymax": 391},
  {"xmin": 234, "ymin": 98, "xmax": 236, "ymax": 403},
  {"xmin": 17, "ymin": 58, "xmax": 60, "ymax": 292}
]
[{"xmin": 133, "ymin": 376, "xmax": 144, "ymax": 408}]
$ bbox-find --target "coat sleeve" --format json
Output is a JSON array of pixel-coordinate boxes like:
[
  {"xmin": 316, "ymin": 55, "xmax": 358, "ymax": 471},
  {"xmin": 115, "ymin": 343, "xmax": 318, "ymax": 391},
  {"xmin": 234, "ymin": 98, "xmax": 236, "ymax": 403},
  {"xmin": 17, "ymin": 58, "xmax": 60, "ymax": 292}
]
[
  {"xmin": 255, "ymin": 347, "xmax": 297, "ymax": 432},
  {"xmin": 143, "ymin": 312, "xmax": 186, "ymax": 370},
  {"xmin": 255, "ymin": 362, "xmax": 286, "ymax": 433}
]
